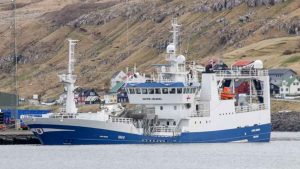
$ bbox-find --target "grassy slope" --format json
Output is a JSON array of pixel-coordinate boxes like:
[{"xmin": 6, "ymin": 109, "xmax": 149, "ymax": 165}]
[{"xmin": 0, "ymin": 0, "xmax": 299, "ymax": 108}]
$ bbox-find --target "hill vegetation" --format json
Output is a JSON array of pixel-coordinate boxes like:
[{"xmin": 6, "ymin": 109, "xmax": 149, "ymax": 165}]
[{"xmin": 0, "ymin": 0, "xmax": 299, "ymax": 102}]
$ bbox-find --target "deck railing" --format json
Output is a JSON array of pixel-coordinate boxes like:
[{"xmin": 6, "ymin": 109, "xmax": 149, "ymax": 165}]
[
  {"xmin": 109, "ymin": 117, "xmax": 133, "ymax": 124},
  {"xmin": 215, "ymin": 69, "xmax": 268, "ymax": 78},
  {"xmin": 235, "ymin": 104, "xmax": 267, "ymax": 113},
  {"xmin": 21, "ymin": 113, "xmax": 77, "ymax": 119},
  {"xmin": 152, "ymin": 126, "xmax": 177, "ymax": 133}
]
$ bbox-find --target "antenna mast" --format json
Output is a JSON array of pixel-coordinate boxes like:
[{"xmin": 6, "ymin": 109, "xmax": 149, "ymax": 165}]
[
  {"xmin": 59, "ymin": 39, "xmax": 78, "ymax": 114},
  {"xmin": 171, "ymin": 18, "xmax": 180, "ymax": 55}
]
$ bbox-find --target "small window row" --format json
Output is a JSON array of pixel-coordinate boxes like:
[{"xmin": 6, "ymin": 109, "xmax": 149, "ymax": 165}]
[
  {"xmin": 219, "ymin": 112, "xmax": 234, "ymax": 116},
  {"xmin": 142, "ymin": 139, "xmax": 168, "ymax": 143},
  {"xmin": 126, "ymin": 87, "xmax": 198, "ymax": 95},
  {"xmin": 194, "ymin": 120, "xmax": 211, "ymax": 125}
]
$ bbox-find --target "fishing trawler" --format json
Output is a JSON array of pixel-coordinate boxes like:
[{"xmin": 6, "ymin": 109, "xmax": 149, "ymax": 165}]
[{"xmin": 21, "ymin": 19, "xmax": 271, "ymax": 145}]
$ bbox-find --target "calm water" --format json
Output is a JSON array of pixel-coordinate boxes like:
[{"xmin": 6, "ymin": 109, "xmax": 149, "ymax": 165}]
[{"xmin": 0, "ymin": 132, "xmax": 299, "ymax": 169}]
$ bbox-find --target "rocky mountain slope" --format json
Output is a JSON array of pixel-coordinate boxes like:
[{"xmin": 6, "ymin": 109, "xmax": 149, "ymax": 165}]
[{"xmin": 0, "ymin": 0, "xmax": 299, "ymax": 100}]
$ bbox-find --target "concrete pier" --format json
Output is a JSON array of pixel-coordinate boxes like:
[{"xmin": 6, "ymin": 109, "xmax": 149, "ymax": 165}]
[{"xmin": 0, "ymin": 130, "xmax": 40, "ymax": 145}]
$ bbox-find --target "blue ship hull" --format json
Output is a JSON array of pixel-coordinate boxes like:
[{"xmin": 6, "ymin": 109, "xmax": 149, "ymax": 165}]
[{"xmin": 28, "ymin": 123, "xmax": 271, "ymax": 145}]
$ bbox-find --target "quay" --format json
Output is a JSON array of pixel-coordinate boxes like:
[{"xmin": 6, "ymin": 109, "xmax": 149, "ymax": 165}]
[{"xmin": 0, "ymin": 130, "xmax": 40, "ymax": 145}]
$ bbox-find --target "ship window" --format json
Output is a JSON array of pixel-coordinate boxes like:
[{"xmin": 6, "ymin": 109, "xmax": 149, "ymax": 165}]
[
  {"xmin": 173, "ymin": 121, "xmax": 176, "ymax": 125},
  {"xmin": 162, "ymin": 88, "xmax": 168, "ymax": 94},
  {"xmin": 149, "ymin": 88, "xmax": 155, "ymax": 94},
  {"xmin": 174, "ymin": 106, "xmax": 177, "ymax": 110},
  {"xmin": 160, "ymin": 106, "xmax": 163, "ymax": 110},
  {"xmin": 177, "ymin": 88, "xmax": 182, "ymax": 94},
  {"xmin": 192, "ymin": 88, "xmax": 196, "ymax": 93},
  {"xmin": 136, "ymin": 88, "xmax": 141, "ymax": 94},
  {"xmin": 167, "ymin": 121, "xmax": 169, "ymax": 126},
  {"xmin": 155, "ymin": 88, "xmax": 161, "ymax": 94},
  {"xmin": 142, "ymin": 88, "xmax": 148, "ymax": 94},
  {"xmin": 129, "ymin": 89, "xmax": 135, "ymax": 94},
  {"xmin": 170, "ymin": 88, "xmax": 176, "ymax": 94},
  {"xmin": 183, "ymin": 88, "xmax": 187, "ymax": 94}
]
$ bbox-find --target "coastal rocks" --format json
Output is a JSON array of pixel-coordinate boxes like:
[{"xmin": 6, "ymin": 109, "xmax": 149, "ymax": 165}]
[
  {"xmin": 217, "ymin": 27, "xmax": 255, "ymax": 45},
  {"xmin": 272, "ymin": 112, "xmax": 300, "ymax": 131},
  {"xmin": 287, "ymin": 18, "xmax": 300, "ymax": 35},
  {"xmin": 192, "ymin": 0, "xmax": 285, "ymax": 13},
  {"xmin": 44, "ymin": 2, "xmax": 118, "ymax": 27}
]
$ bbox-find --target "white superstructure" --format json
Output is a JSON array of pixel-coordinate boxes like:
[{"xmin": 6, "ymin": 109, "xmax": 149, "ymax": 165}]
[{"xmin": 21, "ymin": 19, "xmax": 271, "ymax": 145}]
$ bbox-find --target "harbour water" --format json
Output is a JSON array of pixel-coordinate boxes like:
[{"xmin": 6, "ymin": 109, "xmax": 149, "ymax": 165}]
[{"xmin": 0, "ymin": 132, "xmax": 299, "ymax": 169}]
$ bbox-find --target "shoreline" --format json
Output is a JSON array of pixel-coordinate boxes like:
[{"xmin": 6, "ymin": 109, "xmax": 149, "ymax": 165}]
[
  {"xmin": 0, "ymin": 112, "xmax": 298, "ymax": 145},
  {"xmin": 271, "ymin": 111, "xmax": 300, "ymax": 132}
]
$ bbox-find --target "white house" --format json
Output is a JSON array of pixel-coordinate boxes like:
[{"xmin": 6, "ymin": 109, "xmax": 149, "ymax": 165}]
[
  {"xmin": 280, "ymin": 76, "xmax": 300, "ymax": 96},
  {"xmin": 111, "ymin": 71, "xmax": 127, "ymax": 89}
]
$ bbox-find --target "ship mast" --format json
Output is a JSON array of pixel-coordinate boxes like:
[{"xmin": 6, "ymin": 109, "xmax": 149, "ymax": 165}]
[
  {"xmin": 166, "ymin": 18, "xmax": 181, "ymax": 63},
  {"xmin": 171, "ymin": 18, "xmax": 180, "ymax": 56},
  {"xmin": 59, "ymin": 39, "xmax": 78, "ymax": 114}
]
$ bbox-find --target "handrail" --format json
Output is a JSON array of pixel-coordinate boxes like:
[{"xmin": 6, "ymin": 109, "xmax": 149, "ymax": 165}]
[
  {"xmin": 21, "ymin": 113, "xmax": 77, "ymax": 119},
  {"xmin": 235, "ymin": 104, "xmax": 267, "ymax": 113},
  {"xmin": 215, "ymin": 69, "xmax": 268, "ymax": 77},
  {"xmin": 109, "ymin": 117, "xmax": 133, "ymax": 124},
  {"xmin": 152, "ymin": 126, "xmax": 177, "ymax": 133}
]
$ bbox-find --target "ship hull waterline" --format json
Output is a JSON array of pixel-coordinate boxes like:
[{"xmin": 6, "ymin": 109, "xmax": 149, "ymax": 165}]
[{"xmin": 27, "ymin": 123, "xmax": 271, "ymax": 145}]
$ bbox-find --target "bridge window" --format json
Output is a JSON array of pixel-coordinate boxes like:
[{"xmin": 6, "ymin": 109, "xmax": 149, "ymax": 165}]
[
  {"xmin": 170, "ymin": 88, "xmax": 176, "ymax": 94},
  {"xmin": 160, "ymin": 106, "xmax": 163, "ymax": 110},
  {"xmin": 177, "ymin": 88, "xmax": 182, "ymax": 94},
  {"xmin": 192, "ymin": 88, "xmax": 196, "ymax": 93},
  {"xmin": 155, "ymin": 88, "xmax": 161, "ymax": 94},
  {"xmin": 129, "ymin": 89, "xmax": 135, "ymax": 94},
  {"xmin": 173, "ymin": 121, "xmax": 176, "ymax": 125},
  {"xmin": 162, "ymin": 88, "xmax": 168, "ymax": 94},
  {"xmin": 149, "ymin": 88, "xmax": 155, "ymax": 94},
  {"xmin": 135, "ymin": 88, "xmax": 141, "ymax": 94},
  {"xmin": 186, "ymin": 88, "xmax": 191, "ymax": 94},
  {"xmin": 142, "ymin": 88, "xmax": 148, "ymax": 94},
  {"xmin": 183, "ymin": 88, "xmax": 187, "ymax": 94}
]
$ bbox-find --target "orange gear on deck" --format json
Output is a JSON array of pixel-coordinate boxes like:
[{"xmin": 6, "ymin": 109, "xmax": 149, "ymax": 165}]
[{"xmin": 221, "ymin": 87, "xmax": 235, "ymax": 100}]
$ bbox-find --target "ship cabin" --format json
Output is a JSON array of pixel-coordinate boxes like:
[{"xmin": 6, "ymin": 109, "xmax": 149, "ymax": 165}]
[{"xmin": 125, "ymin": 82, "xmax": 199, "ymax": 105}]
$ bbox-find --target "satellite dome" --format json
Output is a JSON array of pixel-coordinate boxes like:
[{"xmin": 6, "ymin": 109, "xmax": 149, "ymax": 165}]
[
  {"xmin": 177, "ymin": 55, "xmax": 186, "ymax": 64},
  {"xmin": 166, "ymin": 44, "xmax": 175, "ymax": 54},
  {"xmin": 253, "ymin": 60, "xmax": 263, "ymax": 69}
]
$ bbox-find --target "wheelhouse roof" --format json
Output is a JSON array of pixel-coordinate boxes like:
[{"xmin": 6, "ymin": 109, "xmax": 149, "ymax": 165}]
[{"xmin": 125, "ymin": 82, "xmax": 185, "ymax": 88}]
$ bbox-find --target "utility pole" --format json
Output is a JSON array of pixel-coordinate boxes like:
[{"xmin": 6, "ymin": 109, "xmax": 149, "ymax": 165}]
[{"xmin": 12, "ymin": 0, "xmax": 19, "ymax": 129}]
